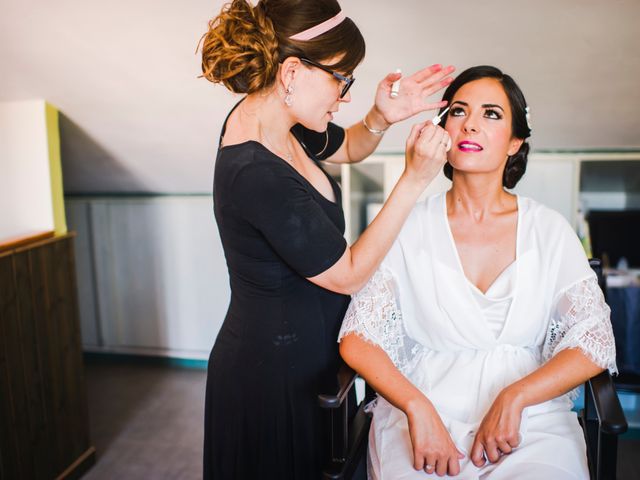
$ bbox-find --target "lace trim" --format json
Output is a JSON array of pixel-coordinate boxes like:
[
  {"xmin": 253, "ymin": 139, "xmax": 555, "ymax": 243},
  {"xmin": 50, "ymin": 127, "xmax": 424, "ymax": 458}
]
[
  {"xmin": 338, "ymin": 267, "xmax": 421, "ymax": 376},
  {"xmin": 543, "ymin": 276, "xmax": 618, "ymax": 378},
  {"xmin": 341, "ymin": 271, "xmax": 617, "ymax": 403}
]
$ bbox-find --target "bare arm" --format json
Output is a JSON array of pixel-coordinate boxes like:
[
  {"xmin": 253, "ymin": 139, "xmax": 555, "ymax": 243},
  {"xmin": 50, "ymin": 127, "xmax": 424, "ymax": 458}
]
[
  {"xmin": 340, "ymin": 333, "xmax": 423, "ymax": 412},
  {"xmin": 330, "ymin": 106, "xmax": 390, "ymax": 163},
  {"xmin": 308, "ymin": 122, "xmax": 449, "ymax": 294},
  {"xmin": 340, "ymin": 334, "xmax": 464, "ymax": 475},
  {"xmin": 470, "ymin": 348, "xmax": 603, "ymax": 466},
  {"xmin": 506, "ymin": 348, "xmax": 603, "ymax": 409}
]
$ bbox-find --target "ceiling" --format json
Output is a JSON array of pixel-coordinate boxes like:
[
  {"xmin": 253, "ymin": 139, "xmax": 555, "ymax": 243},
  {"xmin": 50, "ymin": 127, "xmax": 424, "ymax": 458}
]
[{"xmin": 1, "ymin": 0, "xmax": 639, "ymax": 193}]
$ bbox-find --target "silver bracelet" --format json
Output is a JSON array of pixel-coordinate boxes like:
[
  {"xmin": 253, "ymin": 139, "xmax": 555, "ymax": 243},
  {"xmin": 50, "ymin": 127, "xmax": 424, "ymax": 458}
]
[{"xmin": 362, "ymin": 115, "xmax": 388, "ymax": 136}]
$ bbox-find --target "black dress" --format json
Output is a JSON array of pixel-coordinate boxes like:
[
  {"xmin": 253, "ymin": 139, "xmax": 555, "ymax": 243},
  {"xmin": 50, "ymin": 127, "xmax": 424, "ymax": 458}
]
[{"xmin": 203, "ymin": 107, "xmax": 351, "ymax": 479}]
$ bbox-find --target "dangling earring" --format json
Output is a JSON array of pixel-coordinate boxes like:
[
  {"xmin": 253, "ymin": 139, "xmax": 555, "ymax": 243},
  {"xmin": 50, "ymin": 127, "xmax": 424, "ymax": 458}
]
[{"xmin": 284, "ymin": 85, "xmax": 294, "ymax": 107}]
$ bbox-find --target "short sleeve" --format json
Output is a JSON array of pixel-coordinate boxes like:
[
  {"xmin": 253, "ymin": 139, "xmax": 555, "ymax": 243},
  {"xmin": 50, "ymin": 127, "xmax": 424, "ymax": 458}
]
[
  {"xmin": 542, "ymin": 212, "xmax": 617, "ymax": 375},
  {"xmin": 232, "ymin": 157, "xmax": 347, "ymax": 278},
  {"xmin": 290, "ymin": 122, "xmax": 345, "ymax": 160},
  {"xmin": 338, "ymin": 266, "xmax": 423, "ymax": 376}
]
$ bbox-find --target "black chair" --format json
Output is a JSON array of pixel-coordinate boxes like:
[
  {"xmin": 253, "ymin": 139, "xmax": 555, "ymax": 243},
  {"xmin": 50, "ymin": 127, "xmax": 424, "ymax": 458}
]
[
  {"xmin": 318, "ymin": 366, "xmax": 374, "ymax": 480},
  {"xmin": 319, "ymin": 258, "xmax": 628, "ymax": 480},
  {"xmin": 582, "ymin": 259, "xmax": 629, "ymax": 480}
]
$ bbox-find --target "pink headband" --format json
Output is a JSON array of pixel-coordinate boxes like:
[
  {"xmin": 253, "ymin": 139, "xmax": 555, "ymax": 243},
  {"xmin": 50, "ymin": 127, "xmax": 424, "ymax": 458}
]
[{"xmin": 289, "ymin": 11, "xmax": 346, "ymax": 41}]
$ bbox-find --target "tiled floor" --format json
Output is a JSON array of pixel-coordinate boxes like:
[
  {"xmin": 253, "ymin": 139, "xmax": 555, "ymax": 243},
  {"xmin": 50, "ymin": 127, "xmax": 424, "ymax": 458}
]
[
  {"xmin": 83, "ymin": 360, "xmax": 640, "ymax": 479},
  {"xmin": 83, "ymin": 361, "xmax": 206, "ymax": 480}
]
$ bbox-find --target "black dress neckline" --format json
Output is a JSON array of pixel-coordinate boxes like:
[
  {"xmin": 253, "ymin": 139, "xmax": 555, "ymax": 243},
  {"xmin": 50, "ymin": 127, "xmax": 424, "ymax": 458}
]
[{"xmin": 218, "ymin": 100, "xmax": 342, "ymax": 208}]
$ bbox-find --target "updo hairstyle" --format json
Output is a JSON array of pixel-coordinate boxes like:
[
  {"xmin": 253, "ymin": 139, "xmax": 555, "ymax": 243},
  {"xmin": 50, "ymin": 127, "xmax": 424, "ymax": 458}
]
[
  {"xmin": 200, "ymin": 0, "xmax": 365, "ymax": 94},
  {"xmin": 438, "ymin": 66, "xmax": 532, "ymax": 189}
]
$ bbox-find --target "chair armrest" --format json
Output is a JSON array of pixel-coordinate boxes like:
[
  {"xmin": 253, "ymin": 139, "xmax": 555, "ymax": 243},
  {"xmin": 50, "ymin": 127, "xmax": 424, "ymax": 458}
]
[
  {"xmin": 318, "ymin": 363, "xmax": 358, "ymax": 409},
  {"xmin": 586, "ymin": 370, "xmax": 628, "ymax": 435}
]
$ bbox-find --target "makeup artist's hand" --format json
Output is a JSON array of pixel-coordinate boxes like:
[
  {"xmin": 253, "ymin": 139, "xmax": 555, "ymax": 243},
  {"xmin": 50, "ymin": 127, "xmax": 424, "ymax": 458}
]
[
  {"xmin": 470, "ymin": 389, "xmax": 524, "ymax": 466},
  {"xmin": 404, "ymin": 121, "xmax": 450, "ymax": 186},
  {"xmin": 374, "ymin": 64, "xmax": 455, "ymax": 126}
]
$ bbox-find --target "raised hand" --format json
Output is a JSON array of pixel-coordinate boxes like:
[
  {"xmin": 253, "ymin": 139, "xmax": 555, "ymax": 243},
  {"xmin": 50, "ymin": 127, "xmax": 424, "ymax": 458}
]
[{"xmin": 375, "ymin": 64, "xmax": 455, "ymax": 125}]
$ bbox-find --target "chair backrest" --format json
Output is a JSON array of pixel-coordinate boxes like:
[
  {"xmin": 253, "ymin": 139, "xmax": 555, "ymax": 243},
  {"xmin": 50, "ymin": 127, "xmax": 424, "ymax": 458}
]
[
  {"xmin": 588, "ymin": 258, "xmax": 607, "ymax": 301},
  {"xmin": 582, "ymin": 258, "xmax": 628, "ymax": 480}
]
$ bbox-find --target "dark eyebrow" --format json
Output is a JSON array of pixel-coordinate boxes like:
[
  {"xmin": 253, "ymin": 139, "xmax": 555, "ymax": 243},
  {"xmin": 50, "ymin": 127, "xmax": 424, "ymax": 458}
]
[
  {"xmin": 450, "ymin": 100, "xmax": 505, "ymax": 113},
  {"xmin": 482, "ymin": 103, "xmax": 505, "ymax": 112}
]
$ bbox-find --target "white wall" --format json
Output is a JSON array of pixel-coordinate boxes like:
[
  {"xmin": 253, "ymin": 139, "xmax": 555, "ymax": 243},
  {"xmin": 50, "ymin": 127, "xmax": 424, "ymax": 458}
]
[
  {"xmin": 0, "ymin": 100, "xmax": 54, "ymax": 240},
  {"xmin": 1, "ymin": 1, "xmax": 638, "ymax": 193}
]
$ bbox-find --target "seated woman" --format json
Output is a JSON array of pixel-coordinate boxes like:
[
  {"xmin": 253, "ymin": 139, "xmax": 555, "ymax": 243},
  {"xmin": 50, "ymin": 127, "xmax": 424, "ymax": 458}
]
[{"xmin": 339, "ymin": 65, "xmax": 617, "ymax": 479}]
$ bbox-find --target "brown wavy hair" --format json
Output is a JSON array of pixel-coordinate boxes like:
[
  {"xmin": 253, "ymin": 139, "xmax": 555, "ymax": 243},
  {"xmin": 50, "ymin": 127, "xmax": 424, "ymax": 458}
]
[{"xmin": 199, "ymin": 0, "xmax": 366, "ymax": 94}]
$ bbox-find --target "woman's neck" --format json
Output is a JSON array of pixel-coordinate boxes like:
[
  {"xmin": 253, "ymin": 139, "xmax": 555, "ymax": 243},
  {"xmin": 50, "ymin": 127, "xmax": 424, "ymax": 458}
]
[
  {"xmin": 240, "ymin": 91, "xmax": 296, "ymax": 145},
  {"xmin": 446, "ymin": 171, "xmax": 515, "ymax": 221}
]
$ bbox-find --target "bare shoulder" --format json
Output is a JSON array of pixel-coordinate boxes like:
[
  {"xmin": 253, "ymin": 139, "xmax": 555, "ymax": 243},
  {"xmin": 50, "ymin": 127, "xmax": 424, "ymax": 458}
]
[{"xmin": 220, "ymin": 106, "xmax": 259, "ymax": 147}]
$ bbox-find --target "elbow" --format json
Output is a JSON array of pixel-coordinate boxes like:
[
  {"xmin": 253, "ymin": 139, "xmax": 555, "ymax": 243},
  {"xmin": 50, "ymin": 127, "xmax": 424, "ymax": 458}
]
[
  {"xmin": 338, "ymin": 269, "xmax": 369, "ymax": 295},
  {"xmin": 336, "ymin": 282, "xmax": 366, "ymax": 296},
  {"xmin": 332, "ymin": 284, "xmax": 356, "ymax": 296},
  {"xmin": 338, "ymin": 283, "xmax": 363, "ymax": 296},
  {"xmin": 310, "ymin": 249, "xmax": 369, "ymax": 295},
  {"xmin": 327, "ymin": 275, "xmax": 367, "ymax": 296}
]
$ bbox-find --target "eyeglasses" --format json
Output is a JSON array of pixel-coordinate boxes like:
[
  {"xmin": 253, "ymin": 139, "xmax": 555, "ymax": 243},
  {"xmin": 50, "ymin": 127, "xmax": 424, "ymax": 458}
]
[{"xmin": 300, "ymin": 57, "xmax": 355, "ymax": 99}]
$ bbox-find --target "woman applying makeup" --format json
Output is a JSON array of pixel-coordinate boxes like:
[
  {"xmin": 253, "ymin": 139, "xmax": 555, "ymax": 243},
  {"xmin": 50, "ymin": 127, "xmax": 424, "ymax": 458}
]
[
  {"xmin": 339, "ymin": 66, "xmax": 617, "ymax": 479},
  {"xmin": 199, "ymin": 1, "xmax": 455, "ymax": 477}
]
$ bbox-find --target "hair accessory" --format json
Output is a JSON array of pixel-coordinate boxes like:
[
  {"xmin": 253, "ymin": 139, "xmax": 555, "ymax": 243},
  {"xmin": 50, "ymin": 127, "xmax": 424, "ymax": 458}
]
[
  {"xmin": 362, "ymin": 115, "xmax": 387, "ymax": 136},
  {"xmin": 289, "ymin": 11, "xmax": 346, "ymax": 41},
  {"xmin": 525, "ymin": 106, "xmax": 532, "ymax": 131}
]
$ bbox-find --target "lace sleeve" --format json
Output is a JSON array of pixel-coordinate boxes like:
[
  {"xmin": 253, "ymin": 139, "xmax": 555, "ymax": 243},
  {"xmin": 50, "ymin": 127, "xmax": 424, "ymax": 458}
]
[
  {"xmin": 543, "ymin": 276, "xmax": 618, "ymax": 374},
  {"xmin": 338, "ymin": 267, "xmax": 422, "ymax": 376}
]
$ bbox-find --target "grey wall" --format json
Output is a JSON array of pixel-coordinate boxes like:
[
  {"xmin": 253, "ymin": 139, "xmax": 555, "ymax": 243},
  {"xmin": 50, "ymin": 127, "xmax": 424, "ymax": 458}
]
[
  {"xmin": 66, "ymin": 196, "xmax": 229, "ymax": 358},
  {"xmin": 1, "ymin": 0, "xmax": 639, "ymax": 193}
]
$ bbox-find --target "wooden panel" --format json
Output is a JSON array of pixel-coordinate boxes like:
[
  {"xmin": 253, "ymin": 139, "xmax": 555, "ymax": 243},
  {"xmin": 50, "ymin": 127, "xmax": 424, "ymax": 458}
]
[
  {"xmin": 0, "ymin": 234, "xmax": 94, "ymax": 479},
  {"xmin": 0, "ymin": 254, "xmax": 22, "ymax": 479},
  {"xmin": 14, "ymin": 249, "xmax": 53, "ymax": 478},
  {"xmin": 52, "ymin": 237, "xmax": 90, "ymax": 465},
  {"xmin": 36, "ymin": 240, "xmax": 70, "ymax": 476},
  {"xmin": 0, "ymin": 254, "xmax": 34, "ymax": 478}
]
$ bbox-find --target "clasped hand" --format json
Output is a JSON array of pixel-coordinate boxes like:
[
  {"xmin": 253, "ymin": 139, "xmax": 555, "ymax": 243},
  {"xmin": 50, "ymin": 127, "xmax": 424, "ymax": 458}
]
[{"xmin": 406, "ymin": 389, "xmax": 524, "ymax": 476}]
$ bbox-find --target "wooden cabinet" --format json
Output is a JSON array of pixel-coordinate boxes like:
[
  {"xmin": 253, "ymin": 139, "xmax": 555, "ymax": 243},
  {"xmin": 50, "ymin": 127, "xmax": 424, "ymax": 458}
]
[{"xmin": 0, "ymin": 234, "xmax": 95, "ymax": 479}]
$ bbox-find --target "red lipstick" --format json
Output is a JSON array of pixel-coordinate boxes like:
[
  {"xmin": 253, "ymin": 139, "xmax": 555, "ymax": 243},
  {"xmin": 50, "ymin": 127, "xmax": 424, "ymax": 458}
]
[{"xmin": 458, "ymin": 141, "xmax": 483, "ymax": 152}]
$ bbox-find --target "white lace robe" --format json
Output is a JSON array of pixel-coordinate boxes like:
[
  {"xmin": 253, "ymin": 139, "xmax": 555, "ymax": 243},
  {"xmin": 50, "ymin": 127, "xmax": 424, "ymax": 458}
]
[{"xmin": 339, "ymin": 193, "xmax": 616, "ymax": 480}]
